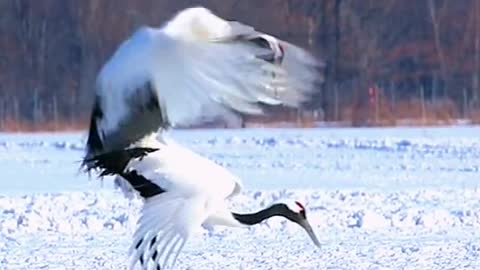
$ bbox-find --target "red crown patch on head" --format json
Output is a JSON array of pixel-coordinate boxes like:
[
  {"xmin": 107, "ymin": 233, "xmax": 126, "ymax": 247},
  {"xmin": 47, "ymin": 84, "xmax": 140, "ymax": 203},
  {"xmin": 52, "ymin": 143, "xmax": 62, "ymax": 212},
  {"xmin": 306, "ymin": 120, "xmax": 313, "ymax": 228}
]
[{"xmin": 295, "ymin": 201, "xmax": 305, "ymax": 212}]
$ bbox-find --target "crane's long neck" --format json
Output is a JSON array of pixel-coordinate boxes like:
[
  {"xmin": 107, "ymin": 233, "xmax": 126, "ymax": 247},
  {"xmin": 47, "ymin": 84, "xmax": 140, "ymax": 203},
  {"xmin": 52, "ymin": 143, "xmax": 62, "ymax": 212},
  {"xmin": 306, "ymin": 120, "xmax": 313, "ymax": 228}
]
[{"xmin": 232, "ymin": 204, "xmax": 295, "ymax": 226}]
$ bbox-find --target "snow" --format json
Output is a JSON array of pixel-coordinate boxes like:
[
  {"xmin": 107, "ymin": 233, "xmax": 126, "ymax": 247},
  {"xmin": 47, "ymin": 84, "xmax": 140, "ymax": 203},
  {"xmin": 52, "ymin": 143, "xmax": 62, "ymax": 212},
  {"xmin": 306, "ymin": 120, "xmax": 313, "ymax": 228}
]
[{"xmin": 0, "ymin": 127, "xmax": 479, "ymax": 269}]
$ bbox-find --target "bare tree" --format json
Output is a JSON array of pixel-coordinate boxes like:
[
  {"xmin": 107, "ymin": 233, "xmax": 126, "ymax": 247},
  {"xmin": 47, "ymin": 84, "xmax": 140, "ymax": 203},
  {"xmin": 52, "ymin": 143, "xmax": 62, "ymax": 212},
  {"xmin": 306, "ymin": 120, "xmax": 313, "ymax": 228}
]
[
  {"xmin": 473, "ymin": 0, "xmax": 480, "ymax": 105},
  {"xmin": 427, "ymin": 0, "xmax": 448, "ymax": 97}
]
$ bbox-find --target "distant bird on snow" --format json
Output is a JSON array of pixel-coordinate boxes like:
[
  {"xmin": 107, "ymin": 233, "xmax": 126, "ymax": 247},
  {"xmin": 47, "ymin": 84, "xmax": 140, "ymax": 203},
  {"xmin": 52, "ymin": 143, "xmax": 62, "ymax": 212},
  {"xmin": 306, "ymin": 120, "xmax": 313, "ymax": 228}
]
[{"xmin": 83, "ymin": 6, "xmax": 322, "ymax": 270}]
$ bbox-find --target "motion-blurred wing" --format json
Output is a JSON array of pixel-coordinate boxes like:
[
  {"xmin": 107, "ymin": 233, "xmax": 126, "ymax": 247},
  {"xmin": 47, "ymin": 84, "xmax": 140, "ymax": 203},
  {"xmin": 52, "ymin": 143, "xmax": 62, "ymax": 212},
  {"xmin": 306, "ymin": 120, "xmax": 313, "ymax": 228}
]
[
  {"xmin": 84, "ymin": 7, "xmax": 323, "ymax": 165},
  {"xmin": 157, "ymin": 8, "xmax": 323, "ymax": 127}
]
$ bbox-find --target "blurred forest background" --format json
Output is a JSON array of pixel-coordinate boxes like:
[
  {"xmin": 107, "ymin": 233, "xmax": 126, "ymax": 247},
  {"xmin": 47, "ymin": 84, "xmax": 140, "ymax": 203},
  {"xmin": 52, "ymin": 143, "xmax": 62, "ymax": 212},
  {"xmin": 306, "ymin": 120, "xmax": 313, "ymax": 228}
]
[{"xmin": 1, "ymin": 0, "xmax": 480, "ymax": 131}]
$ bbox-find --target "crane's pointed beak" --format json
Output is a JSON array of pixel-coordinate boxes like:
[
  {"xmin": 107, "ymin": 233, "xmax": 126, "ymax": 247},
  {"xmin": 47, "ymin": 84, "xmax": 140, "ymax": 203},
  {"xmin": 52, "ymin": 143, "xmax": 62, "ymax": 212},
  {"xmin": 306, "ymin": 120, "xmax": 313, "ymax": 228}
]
[{"xmin": 299, "ymin": 219, "xmax": 321, "ymax": 248}]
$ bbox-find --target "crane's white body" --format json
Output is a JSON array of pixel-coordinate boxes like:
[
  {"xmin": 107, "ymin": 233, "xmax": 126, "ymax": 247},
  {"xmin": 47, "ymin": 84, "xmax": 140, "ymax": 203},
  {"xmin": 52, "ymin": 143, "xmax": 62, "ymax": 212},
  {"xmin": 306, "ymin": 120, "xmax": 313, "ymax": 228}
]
[
  {"xmin": 122, "ymin": 135, "xmax": 245, "ymax": 269},
  {"xmin": 128, "ymin": 135, "xmax": 242, "ymax": 200}
]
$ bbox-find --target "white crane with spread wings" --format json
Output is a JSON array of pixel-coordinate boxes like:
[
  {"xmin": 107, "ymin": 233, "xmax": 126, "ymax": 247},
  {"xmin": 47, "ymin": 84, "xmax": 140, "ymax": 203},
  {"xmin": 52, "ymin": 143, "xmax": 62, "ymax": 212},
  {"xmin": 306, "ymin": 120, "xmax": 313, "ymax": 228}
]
[{"xmin": 83, "ymin": 7, "xmax": 322, "ymax": 270}]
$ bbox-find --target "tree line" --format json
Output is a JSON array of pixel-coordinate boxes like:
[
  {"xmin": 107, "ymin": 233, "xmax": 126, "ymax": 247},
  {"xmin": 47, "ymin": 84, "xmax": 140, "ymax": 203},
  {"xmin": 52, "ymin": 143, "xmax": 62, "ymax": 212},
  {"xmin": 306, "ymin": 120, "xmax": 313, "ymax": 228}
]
[{"xmin": 1, "ymin": 0, "xmax": 479, "ymax": 130}]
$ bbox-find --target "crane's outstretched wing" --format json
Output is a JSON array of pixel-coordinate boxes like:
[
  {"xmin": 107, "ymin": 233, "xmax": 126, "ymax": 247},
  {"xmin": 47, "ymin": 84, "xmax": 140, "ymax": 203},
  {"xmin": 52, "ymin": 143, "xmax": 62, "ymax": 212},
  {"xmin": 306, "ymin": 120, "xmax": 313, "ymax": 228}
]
[
  {"xmin": 84, "ymin": 7, "xmax": 323, "ymax": 166},
  {"xmin": 130, "ymin": 194, "xmax": 208, "ymax": 270},
  {"xmin": 85, "ymin": 147, "xmax": 216, "ymax": 270},
  {"xmin": 86, "ymin": 143, "xmax": 245, "ymax": 269}
]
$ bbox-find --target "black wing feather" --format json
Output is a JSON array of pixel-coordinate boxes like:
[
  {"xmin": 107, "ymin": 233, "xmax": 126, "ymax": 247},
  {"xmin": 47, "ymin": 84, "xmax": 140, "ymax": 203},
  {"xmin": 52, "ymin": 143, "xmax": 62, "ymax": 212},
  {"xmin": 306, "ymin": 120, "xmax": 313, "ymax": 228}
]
[
  {"xmin": 84, "ymin": 81, "xmax": 169, "ymax": 170},
  {"xmin": 85, "ymin": 147, "xmax": 165, "ymax": 198}
]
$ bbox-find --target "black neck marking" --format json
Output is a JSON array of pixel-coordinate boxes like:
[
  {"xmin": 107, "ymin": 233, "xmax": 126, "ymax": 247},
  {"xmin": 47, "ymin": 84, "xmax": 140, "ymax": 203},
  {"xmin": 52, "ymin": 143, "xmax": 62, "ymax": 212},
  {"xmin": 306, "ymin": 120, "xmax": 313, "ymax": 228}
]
[
  {"xmin": 84, "ymin": 147, "xmax": 164, "ymax": 198},
  {"xmin": 119, "ymin": 170, "xmax": 165, "ymax": 198},
  {"xmin": 232, "ymin": 204, "xmax": 299, "ymax": 226}
]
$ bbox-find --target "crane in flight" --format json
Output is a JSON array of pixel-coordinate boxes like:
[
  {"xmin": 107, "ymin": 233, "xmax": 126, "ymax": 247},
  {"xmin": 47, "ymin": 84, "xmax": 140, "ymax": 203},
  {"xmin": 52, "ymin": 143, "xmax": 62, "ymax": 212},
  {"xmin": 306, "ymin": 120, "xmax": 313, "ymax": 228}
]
[{"xmin": 83, "ymin": 6, "xmax": 323, "ymax": 270}]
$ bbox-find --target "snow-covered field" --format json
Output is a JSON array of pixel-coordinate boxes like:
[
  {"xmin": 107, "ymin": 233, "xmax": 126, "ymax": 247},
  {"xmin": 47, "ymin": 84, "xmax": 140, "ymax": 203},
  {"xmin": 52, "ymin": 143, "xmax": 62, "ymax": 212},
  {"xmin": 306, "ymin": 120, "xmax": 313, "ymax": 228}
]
[{"xmin": 0, "ymin": 127, "xmax": 479, "ymax": 269}]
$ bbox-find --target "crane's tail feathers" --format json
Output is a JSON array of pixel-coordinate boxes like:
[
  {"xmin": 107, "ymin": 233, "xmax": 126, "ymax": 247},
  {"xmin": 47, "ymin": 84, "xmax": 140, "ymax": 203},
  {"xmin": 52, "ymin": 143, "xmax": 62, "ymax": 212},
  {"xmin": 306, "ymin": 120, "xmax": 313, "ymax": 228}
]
[
  {"xmin": 84, "ymin": 147, "xmax": 159, "ymax": 176},
  {"xmin": 81, "ymin": 96, "xmax": 104, "ymax": 172}
]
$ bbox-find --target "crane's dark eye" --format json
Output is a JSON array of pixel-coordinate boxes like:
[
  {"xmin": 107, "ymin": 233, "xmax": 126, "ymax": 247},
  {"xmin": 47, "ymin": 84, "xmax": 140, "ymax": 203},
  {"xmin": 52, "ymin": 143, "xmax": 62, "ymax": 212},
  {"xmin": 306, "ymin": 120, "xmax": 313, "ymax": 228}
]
[
  {"xmin": 295, "ymin": 201, "xmax": 307, "ymax": 218},
  {"xmin": 299, "ymin": 209, "xmax": 306, "ymax": 219}
]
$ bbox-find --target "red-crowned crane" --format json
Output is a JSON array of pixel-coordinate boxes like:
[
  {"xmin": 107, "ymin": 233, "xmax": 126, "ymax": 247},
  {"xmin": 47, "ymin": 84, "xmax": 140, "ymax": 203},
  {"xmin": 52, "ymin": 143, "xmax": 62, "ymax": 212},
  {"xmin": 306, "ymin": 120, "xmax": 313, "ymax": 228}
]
[{"xmin": 83, "ymin": 6, "xmax": 322, "ymax": 270}]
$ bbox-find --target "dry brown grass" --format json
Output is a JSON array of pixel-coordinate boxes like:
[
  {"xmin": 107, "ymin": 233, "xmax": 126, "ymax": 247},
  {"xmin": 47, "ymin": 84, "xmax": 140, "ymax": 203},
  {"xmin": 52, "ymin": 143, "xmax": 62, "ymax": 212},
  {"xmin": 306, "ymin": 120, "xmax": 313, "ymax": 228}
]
[
  {"xmin": 393, "ymin": 99, "xmax": 459, "ymax": 125},
  {"xmin": 0, "ymin": 99, "xmax": 476, "ymax": 132},
  {"xmin": 345, "ymin": 97, "xmax": 464, "ymax": 127},
  {"xmin": 469, "ymin": 108, "xmax": 480, "ymax": 124},
  {"xmin": 0, "ymin": 119, "xmax": 87, "ymax": 132}
]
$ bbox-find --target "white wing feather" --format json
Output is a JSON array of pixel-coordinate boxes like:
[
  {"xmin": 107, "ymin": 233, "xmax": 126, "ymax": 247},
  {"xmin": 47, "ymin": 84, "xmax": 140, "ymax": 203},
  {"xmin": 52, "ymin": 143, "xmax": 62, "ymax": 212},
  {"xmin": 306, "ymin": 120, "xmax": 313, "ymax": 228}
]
[
  {"xmin": 130, "ymin": 194, "xmax": 208, "ymax": 270},
  {"xmin": 97, "ymin": 7, "xmax": 322, "ymax": 135}
]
